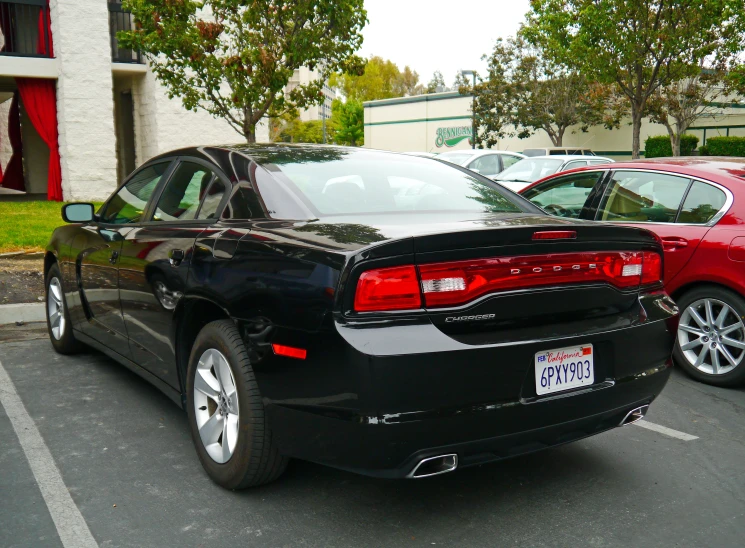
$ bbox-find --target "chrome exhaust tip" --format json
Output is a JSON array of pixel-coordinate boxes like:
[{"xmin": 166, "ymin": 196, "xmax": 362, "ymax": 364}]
[
  {"xmin": 619, "ymin": 404, "xmax": 649, "ymax": 426},
  {"xmin": 407, "ymin": 454, "xmax": 458, "ymax": 479}
]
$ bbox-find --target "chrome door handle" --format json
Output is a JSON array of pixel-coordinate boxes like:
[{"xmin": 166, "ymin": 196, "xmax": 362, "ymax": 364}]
[{"xmin": 662, "ymin": 238, "xmax": 688, "ymax": 250}]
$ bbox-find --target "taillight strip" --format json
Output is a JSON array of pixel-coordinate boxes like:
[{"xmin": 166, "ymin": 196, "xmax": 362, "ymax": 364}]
[{"xmin": 352, "ymin": 251, "xmax": 662, "ymax": 312}]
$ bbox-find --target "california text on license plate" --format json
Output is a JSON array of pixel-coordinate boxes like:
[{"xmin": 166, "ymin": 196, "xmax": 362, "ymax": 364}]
[{"xmin": 535, "ymin": 344, "xmax": 594, "ymax": 396}]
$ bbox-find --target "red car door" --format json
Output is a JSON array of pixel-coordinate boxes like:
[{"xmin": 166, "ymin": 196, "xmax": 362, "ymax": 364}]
[{"xmin": 595, "ymin": 169, "xmax": 711, "ymax": 284}]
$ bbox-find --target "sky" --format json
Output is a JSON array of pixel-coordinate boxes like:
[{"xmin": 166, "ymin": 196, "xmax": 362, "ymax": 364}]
[{"xmin": 358, "ymin": 0, "xmax": 532, "ymax": 88}]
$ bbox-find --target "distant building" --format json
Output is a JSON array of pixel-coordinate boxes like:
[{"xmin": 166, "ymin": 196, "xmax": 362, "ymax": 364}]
[
  {"xmin": 364, "ymin": 90, "xmax": 745, "ymax": 160},
  {"xmin": 286, "ymin": 66, "xmax": 336, "ymax": 122}
]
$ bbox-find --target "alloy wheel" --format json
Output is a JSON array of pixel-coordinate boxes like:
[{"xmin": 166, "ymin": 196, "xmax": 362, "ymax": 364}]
[
  {"xmin": 47, "ymin": 277, "xmax": 66, "ymax": 341},
  {"xmin": 193, "ymin": 348, "xmax": 240, "ymax": 464},
  {"xmin": 678, "ymin": 298, "xmax": 745, "ymax": 376}
]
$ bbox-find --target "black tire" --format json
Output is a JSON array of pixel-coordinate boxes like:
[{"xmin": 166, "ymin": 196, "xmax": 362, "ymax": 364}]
[
  {"xmin": 186, "ymin": 319, "xmax": 287, "ymax": 489},
  {"xmin": 673, "ymin": 285, "xmax": 745, "ymax": 387},
  {"xmin": 45, "ymin": 263, "xmax": 83, "ymax": 354}
]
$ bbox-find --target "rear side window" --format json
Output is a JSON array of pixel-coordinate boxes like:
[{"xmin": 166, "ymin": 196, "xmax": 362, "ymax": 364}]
[
  {"xmin": 598, "ymin": 171, "xmax": 690, "ymax": 223},
  {"xmin": 523, "ymin": 172, "xmax": 602, "ymax": 219},
  {"xmin": 153, "ymin": 162, "xmax": 215, "ymax": 222},
  {"xmin": 678, "ymin": 181, "xmax": 727, "ymax": 224},
  {"xmin": 100, "ymin": 162, "xmax": 169, "ymax": 224},
  {"xmin": 198, "ymin": 179, "xmax": 228, "ymax": 220},
  {"xmin": 562, "ymin": 160, "xmax": 588, "ymax": 171},
  {"xmin": 502, "ymin": 155, "xmax": 522, "ymax": 169}
]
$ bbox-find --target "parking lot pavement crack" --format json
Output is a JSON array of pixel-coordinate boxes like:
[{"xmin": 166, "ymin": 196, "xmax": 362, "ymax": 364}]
[{"xmin": 0, "ymin": 357, "xmax": 99, "ymax": 548}]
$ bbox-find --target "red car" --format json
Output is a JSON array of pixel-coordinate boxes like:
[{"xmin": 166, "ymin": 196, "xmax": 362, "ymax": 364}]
[{"xmin": 519, "ymin": 157, "xmax": 745, "ymax": 387}]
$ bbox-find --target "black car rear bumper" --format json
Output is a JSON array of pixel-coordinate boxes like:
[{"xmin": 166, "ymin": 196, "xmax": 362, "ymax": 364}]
[{"xmin": 266, "ymin": 358, "xmax": 671, "ymax": 479}]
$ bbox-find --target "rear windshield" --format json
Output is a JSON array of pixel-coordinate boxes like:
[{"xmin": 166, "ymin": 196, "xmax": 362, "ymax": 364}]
[
  {"xmin": 436, "ymin": 152, "xmax": 475, "ymax": 166},
  {"xmin": 495, "ymin": 158, "xmax": 564, "ymax": 183},
  {"xmin": 255, "ymin": 150, "xmax": 534, "ymax": 219}
]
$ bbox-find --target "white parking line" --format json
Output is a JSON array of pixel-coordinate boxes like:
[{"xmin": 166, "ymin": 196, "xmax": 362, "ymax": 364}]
[
  {"xmin": 633, "ymin": 419, "xmax": 699, "ymax": 441},
  {"xmin": 0, "ymin": 358, "xmax": 98, "ymax": 548}
]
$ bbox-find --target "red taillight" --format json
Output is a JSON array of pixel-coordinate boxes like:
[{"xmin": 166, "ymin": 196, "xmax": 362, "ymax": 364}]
[
  {"xmin": 532, "ymin": 230, "xmax": 577, "ymax": 240},
  {"xmin": 353, "ymin": 265, "xmax": 422, "ymax": 312},
  {"xmin": 641, "ymin": 251, "xmax": 662, "ymax": 285},
  {"xmin": 272, "ymin": 344, "xmax": 307, "ymax": 360},
  {"xmin": 418, "ymin": 251, "xmax": 649, "ymax": 308}
]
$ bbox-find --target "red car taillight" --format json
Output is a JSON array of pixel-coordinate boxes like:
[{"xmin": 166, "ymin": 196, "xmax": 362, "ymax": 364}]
[
  {"xmin": 353, "ymin": 265, "xmax": 422, "ymax": 312},
  {"xmin": 353, "ymin": 251, "xmax": 663, "ymax": 312}
]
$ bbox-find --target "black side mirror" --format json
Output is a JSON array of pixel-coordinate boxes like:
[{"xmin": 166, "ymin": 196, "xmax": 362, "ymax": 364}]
[{"xmin": 62, "ymin": 203, "xmax": 95, "ymax": 223}]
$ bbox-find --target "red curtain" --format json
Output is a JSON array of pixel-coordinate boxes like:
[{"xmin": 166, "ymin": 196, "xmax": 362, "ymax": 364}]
[
  {"xmin": 17, "ymin": 79, "xmax": 62, "ymax": 201},
  {"xmin": 37, "ymin": 0, "xmax": 53, "ymax": 57},
  {"xmin": 1, "ymin": 93, "xmax": 25, "ymax": 192}
]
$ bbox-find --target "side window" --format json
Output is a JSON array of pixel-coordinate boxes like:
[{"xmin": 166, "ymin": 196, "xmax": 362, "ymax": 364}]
[
  {"xmin": 678, "ymin": 181, "xmax": 727, "ymax": 224},
  {"xmin": 522, "ymin": 172, "xmax": 602, "ymax": 218},
  {"xmin": 100, "ymin": 163, "xmax": 169, "ymax": 224},
  {"xmin": 501, "ymin": 155, "xmax": 522, "ymax": 170},
  {"xmin": 197, "ymin": 179, "xmax": 228, "ymax": 220},
  {"xmin": 153, "ymin": 162, "xmax": 215, "ymax": 222},
  {"xmin": 222, "ymin": 183, "xmax": 256, "ymax": 220},
  {"xmin": 469, "ymin": 155, "xmax": 500, "ymax": 177},
  {"xmin": 598, "ymin": 171, "xmax": 690, "ymax": 223}
]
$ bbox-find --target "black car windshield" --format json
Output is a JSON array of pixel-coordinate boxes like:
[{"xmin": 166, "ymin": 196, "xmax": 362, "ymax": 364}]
[
  {"xmin": 255, "ymin": 149, "xmax": 535, "ymax": 218},
  {"xmin": 495, "ymin": 158, "xmax": 564, "ymax": 183}
]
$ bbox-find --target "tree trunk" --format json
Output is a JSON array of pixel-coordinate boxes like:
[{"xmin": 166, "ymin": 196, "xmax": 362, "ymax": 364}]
[
  {"xmin": 631, "ymin": 105, "xmax": 643, "ymax": 159},
  {"xmin": 663, "ymin": 123, "xmax": 680, "ymax": 157}
]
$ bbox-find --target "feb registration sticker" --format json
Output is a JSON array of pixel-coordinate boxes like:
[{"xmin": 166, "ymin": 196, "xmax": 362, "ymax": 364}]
[{"xmin": 535, "ymin": 344, "xmax": 594, "ymax": 396}]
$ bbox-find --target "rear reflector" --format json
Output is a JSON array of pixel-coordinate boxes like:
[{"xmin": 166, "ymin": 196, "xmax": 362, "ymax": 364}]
[
  {"xmin": 418, "ymin": 251, "xmax": 661, "ymax": 308},
  {"xmin": 272, "ymin": 344, "xmax": 307, "ymax": 360},
  {"xmin": 354, "ymin": 265, "xmax": 422, "ymax": 312},
  {"xmin": 532, "ymin": 230, "xmax": 577, "ymax": 240}
]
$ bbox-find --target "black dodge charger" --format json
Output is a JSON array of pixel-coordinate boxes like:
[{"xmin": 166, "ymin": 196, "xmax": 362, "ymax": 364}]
[{"xmin": 45, "ymin": 145, "xmax": 677, "ymax": 488}]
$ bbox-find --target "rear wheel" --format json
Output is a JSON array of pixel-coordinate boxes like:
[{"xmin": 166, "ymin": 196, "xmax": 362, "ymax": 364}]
[
  {"xmin": 186, "ymin": 320, "xmax": 287, "ymax": 489},
  {"xmin": 45, "ymin": 263, "xmax": 82, "ymax": 354},
  {"xmin": 674, "ymin": 286, "xmax": 745, "ymax": 387}
]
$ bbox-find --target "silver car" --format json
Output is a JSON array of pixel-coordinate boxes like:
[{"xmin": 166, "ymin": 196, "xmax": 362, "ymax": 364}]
[
  {"xmin": 436, "ymin": 150, "xmax": 526, "ymax": 178},
  {"xmin": 494, "ymin": 155, "xmax": 614, "ymax": 192}
]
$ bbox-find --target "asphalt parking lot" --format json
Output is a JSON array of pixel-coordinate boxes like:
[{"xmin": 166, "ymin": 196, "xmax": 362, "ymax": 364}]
[{"xmin": 1, "ymin": 325, "xmax": 744, "ymax": 548}]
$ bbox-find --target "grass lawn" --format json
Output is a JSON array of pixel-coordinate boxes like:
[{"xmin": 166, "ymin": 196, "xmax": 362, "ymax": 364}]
[{"xmin": 0, "ymin": 201, "xmax": 102, "ymax": 253}]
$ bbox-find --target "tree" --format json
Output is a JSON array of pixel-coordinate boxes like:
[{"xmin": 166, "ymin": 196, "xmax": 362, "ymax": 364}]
[
  {"xmin": 426, "ymin": 70, "xmax": 447, "ymax": 93},
  {"xmin": 119, "ymin": 0, "xmax": 367, "ymax": 143},
  {"xmin": 331, "ymin": 99, "xmax": 364, "ymax": 146},
  {"xmin": 278, "ymin": 118, "xmax": 330, "ymax": 143},
  {"xmin": 524, "ymin": 0, "xmax": 745, "ymax": 158},
  {"xmin": 462, "ymin": 38, "xmax": 620, "ymax": 149},
  {"xmin": 647, "ymin": 65, "xmax": 732, "ymax": 156},
  {"xmin": 329, "ymin": 56, "xmax": 420, "ymax": 101},
  {"xmin": 498, "ymin": 37, "xmax": 622, "ymax": 146}
]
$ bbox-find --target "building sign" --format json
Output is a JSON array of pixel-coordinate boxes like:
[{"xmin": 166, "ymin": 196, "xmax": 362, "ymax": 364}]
[{"xmin": 435, "ymin": 126, "xmax": 473, "ymax": 148}]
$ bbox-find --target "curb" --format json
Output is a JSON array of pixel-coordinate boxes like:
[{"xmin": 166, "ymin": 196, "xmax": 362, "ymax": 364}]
[
  {"xmin": 0, "ymin": 251, "xmax": 45, "ymax": 260},
  {"xmin": 0, "ymin": 303, "xmax": 46, "ymax": 325}
]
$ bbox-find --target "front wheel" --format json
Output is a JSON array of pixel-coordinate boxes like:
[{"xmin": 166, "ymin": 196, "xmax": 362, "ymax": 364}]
[
  {"xmin": 45, "ymin": 263, "xmax": 82, "ymax": 354},
  {"xmin": 186, "ymin": 320, "xmax": 287, "ymax": 489},
  {"xmin": 674, "ymin": 286, "xmax": 745, "ymax": 387}
]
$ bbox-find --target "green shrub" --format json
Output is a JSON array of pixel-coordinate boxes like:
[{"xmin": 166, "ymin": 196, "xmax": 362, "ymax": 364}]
[
  {"xmin": 644, "ymin": 134, "xmax": 700, "ymax": 158},
  {"xmin": 705, "ymin": 136, "xmax": 745, "ymax": 157},
  {"xmin": 698, "ymin": 145, "xmax": 709, "ymax": 156}
]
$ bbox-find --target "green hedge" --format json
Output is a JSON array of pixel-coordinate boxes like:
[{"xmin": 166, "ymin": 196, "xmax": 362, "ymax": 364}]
[
  {"xmin": 644, "ymin": 134, "xmax": 699, "ymax": 158},
  {"xmin": 704, "ymin": 136, "xmax": 745, "ymax": 157}
]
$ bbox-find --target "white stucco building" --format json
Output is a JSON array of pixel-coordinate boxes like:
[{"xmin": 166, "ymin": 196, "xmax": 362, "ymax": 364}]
[
  {"xmin": 0, "ymin": 0, "xmax": 265, "ymax": 202},
  {"xmin": 364, "ymin": 91, "xmax": 745, "ymax": 159}
]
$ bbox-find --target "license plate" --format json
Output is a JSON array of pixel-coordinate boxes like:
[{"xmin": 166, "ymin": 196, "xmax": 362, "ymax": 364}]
[{"xmin": 535, "ymin": 344, "xmax": 594, "ymax": 396}]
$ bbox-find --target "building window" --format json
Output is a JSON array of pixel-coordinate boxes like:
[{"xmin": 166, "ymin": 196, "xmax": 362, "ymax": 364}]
[
  {"xmin": 108, "ymin": 0, "xmax": 143, "ymax": 63},
  {"xmin": 0, "ymin": 0, "xmax": 54, "ymax": 58}
]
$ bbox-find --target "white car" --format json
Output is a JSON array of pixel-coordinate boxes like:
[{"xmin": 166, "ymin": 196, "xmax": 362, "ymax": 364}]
[
  {"xmin": 436, "ymin": 150, "xmax": 526, "ymax": 178},
  {"xmin": 522, "ymin": 147, "xmax": 596, "ymax": 157},
  {"xmin": 494, "ymin": 155, "xmax": 614, "ymax": 192}
]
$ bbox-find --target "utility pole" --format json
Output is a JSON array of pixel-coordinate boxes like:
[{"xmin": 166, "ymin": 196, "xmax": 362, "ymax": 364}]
[{"xmin": 460, "ymin": 70, "xmax": 477, "ymax": 149}]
